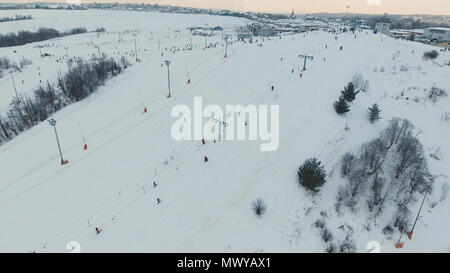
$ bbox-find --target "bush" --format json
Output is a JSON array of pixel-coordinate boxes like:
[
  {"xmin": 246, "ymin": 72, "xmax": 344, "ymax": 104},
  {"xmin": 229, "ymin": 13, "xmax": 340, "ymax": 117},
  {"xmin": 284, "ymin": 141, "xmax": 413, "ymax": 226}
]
[
  {"xmin": 298, "ymin": 158, "xmax": 326, "ymax": 191},
  {"xmin": 321, "ymin": 228, "xmax": 333, "ymax": 242},
  {"xmin": 251, "ymin": 198, "xmax": 266, "ymax": 218},
  {"xmin": 427, "ymin": 87, "xmax": 447, "ymax": 103},
  {"xmin": 423, "ymin": 50, "xmax": 438, "ymax": 60},
  {"xmin": 338, "ymin": 236, "xmax": 356, "ymax": 253}
]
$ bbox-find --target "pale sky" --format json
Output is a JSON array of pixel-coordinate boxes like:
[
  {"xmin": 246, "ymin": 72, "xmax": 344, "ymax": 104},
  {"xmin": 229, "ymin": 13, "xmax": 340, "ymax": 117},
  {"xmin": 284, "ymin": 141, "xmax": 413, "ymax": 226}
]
[{"xmin": 6, "ymin": 0, "xmax": 450, "ymax": 15}]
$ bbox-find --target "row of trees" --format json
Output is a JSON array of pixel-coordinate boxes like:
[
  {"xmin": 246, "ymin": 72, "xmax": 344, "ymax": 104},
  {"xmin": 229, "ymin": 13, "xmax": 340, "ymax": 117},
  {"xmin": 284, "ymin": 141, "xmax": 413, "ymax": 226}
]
[
  {"xmin": 336, "ymin": 118, "xmax": 433, "ymax": 231},
  {"xmin": 0, "ymin": 14, "xmax": 32, "ymax": 23},
  {"xmin": 0, "ymin": 27, "xmax": 89, "ymax": 48},
  {"xmin": 0, "ymin": 57, "xmax": 127, "ymax": 145}
]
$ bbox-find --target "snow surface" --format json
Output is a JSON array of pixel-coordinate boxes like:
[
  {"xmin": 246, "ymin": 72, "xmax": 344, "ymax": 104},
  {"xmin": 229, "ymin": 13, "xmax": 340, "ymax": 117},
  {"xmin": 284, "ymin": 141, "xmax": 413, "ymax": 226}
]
[{"xmin": 0, "ymin": 9, "xmax": 449, "ymax": 253}]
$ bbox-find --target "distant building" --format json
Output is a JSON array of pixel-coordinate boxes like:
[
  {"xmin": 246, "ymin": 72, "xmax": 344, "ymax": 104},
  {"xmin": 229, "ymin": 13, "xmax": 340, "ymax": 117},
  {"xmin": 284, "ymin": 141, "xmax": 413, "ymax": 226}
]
[
  {"xmin": 257, "ymin": 27, "xmax": 275, "ymax": 37},
  {"xmin": 375, "ymin": 22, "xmax": 391, "ymax": 34},
  {"xmin": 237, "ymin": 32, "xmax": 253, "ymax": 40},
  {"xmin": 423, "ymin": 27, "xmax": 450, "ymax": 42}
]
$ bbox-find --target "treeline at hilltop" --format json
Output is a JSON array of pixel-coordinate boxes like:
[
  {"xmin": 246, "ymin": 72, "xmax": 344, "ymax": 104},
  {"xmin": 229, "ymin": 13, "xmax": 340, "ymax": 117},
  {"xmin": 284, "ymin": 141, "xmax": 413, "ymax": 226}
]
[
  {"xmin": 0, "ymin": 56, "xmax": 129, "ymax": 145},
  {"xmin": 0, "ymin": 27, "xmax": 103, "ymax": 48}
]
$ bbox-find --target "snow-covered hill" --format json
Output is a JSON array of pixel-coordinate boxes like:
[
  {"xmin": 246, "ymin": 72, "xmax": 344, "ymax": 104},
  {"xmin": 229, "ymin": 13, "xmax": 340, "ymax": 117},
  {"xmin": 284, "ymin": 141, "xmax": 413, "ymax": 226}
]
[{"xmin": 0, "ymin": 9, "xmax": 449, "ymax": 253}]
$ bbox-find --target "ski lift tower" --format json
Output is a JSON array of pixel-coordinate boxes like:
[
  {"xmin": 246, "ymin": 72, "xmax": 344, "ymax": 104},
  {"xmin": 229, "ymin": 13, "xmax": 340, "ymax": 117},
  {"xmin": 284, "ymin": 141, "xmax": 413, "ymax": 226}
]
[
  {"xmin": 48, "ymin": 118, "xmax": 67, "ymax": 165},
  {"xmin": 298, "ymin": 54, "xmax": 314, "ymax": 71},
  {"xmin": 164, "ymin": 60, "xmax": 171, "ymax": 98},
  {"xmin": 211, "ymin": 117, "xmax": 229, "ymax": 141}
]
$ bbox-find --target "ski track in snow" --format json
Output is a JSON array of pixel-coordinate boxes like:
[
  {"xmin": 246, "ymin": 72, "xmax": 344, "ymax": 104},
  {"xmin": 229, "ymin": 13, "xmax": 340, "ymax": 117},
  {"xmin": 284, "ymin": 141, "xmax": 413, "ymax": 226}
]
[{"xmin": 0, "ymin": 9, "xmax": 449, "ymax": 253}]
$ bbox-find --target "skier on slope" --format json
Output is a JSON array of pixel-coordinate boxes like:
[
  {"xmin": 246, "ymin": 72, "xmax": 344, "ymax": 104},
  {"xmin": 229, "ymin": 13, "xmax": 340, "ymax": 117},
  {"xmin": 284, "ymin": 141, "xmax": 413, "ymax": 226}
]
[
  {"xmin": 157, "ymin": 198, "xmax": 162, "ymax": 204},
  {"xmin": 95, "ymin": 227, "xmax": 102, "ymax": 234},
  {"xmin": 204, "ymin": 156, "xmax": 209, "ymax": 162},
  {"xmin": 153, "ymin": 181, "xmax": 158, "ymax": 188}
]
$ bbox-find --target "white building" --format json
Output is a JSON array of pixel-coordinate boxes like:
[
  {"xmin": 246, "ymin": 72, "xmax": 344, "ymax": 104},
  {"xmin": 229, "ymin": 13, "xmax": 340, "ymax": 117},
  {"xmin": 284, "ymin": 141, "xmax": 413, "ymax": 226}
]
[
  {"xmin": 423, "ymin": 27, "xmax": 450, "ymax": 42},
  {"xmin": 375, "ymin": 22, "xmax": 391, "ymax": 34}
]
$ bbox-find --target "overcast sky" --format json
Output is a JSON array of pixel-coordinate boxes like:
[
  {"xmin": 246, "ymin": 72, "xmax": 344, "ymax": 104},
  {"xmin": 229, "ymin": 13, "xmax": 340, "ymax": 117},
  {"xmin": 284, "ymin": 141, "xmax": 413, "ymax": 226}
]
[{"xmin": 8, "ymin": 0, "xmax": 450, "ymax": 15}]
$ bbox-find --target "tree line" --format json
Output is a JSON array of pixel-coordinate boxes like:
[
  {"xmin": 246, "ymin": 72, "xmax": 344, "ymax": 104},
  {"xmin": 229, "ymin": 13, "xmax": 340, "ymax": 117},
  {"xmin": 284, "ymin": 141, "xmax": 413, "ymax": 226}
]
[
  {"xmin": 0, "ymin": 14, "xmax": 32, "ymax": 23},
  {"xmin": 0, "ymin": 57, "xmax": 128, "ymax": 145},
  {"xmin": 0, "ymin": 27, "xmax": 90, "ymax": 48}
]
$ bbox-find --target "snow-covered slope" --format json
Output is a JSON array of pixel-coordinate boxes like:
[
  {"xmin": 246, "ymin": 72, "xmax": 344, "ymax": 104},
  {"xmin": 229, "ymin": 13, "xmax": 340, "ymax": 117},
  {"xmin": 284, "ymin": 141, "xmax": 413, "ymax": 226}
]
[{"xmin": 0, "ymin": 9, "xmax": 449, "ymax": 253}]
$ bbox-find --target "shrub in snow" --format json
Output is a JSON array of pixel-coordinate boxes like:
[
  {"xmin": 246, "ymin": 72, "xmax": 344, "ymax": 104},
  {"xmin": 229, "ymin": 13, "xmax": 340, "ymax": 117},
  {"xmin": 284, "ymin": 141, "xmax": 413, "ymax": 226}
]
[
  {"xmin": 251, "ymin": 198, "xmax": 266, "ymax": 218},
  {"xmin": 333, "ymin": 96, "xmax": 350, "ymax": 114},
  {"xmin": 427, "ymin": 87, "xmax": 447, "ymax": 103},
  {"xmin": 382, "ymin": 225, "xmax": 394, "ymax": 236},
  {"xmin": 314, "ymin": 219, "xmax": 334, "ymax": 243},
  {"xmin": 325, "ymin": 243, "xmax": 337, "ymax": 253},
  {"xmin": 0, "ymin": 56, "xmax": 18, "ymax": 77},
  {"xmin": 441, "ymin": 112, "xmax": 450, "ymax": 122},
  {"xmin": 321, "ymin": 228, "xmax": 333, "ymax": 242},
  {"xmin": 423, "ymin": 50, "xmax": 439, "ymax": 60},
  {"xmin": 338, "ymin": 236, "xmax": 356, "ymax": 253},
  {"xmin": 298, "ymin": 158, "xmax": 326, "ymax": 192},
  {"xmin": 367, "ymin": 103, "xmax": 381, "ymax": 123},
  {"xmin": 314, "ymin": 219, "xmax": 325, "ymax": 229}
]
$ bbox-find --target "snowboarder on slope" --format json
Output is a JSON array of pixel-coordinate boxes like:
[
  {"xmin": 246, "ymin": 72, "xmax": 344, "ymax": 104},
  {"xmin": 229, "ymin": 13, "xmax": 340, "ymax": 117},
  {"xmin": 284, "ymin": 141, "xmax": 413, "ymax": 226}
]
[
  {"xmin": 157, "ymin": 198, "xmax": 161, "ymax": 204},
  {"xmin": 204, "ymin": 156, "xmax": 209, "ymax": 162}
]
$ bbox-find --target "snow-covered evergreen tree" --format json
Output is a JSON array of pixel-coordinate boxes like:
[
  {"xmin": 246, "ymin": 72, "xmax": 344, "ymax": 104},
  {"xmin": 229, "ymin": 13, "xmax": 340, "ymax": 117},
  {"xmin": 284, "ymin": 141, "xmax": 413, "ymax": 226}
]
[
  {"xmin": 333, "ymin": 95, "xmax": 350, "ymax": 114},
  {"xmin": 367, "ymin": 103, "xmax": 381, "ymax": 123},
  {"xmin": 341, "ymin": 82, "xmax": 357, "ymax": 102}
]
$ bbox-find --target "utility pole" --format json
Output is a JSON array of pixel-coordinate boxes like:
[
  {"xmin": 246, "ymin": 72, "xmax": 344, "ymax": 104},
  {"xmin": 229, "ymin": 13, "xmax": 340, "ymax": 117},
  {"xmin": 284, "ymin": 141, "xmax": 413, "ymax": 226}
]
[
  {"xmin": 224, "ymin": 35, "xmax": 228, "ymax": 58},
  {"xmin": 64, "ymin": 47, "xmax": 72, "ymax": 70},
  {"xmin": 164, "ymin": 60, "xmax": 171, "ymax": 98},
  {"xmin": 133, "ymin": 33, "xmax": 138, "ymax": 62},
  {"xmin": 298, "ymin": 54, "xmax": 314, "ymax": 71},
  {"xmin": 409, "ymin": 192, "xmax": 427, "ymax": 239},
  {"xmin": 21, "ymin": 55, "xmax": 26, "ymax": 68},
  {"xmin": 48, "ymin": 118, "xmax": 67, "ymax": 165},
  {"xmin": 95, "ymin": 45, "xmax": 101, "ymax": 60}
]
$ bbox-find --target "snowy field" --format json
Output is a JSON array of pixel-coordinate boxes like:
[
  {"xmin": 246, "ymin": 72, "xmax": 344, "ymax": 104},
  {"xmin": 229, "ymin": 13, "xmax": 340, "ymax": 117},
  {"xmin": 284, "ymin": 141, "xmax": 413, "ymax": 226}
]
[{"xmin": 0, "ymin": 9, "xmax": 449, "ymax": 253}]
